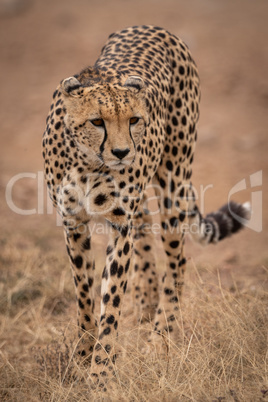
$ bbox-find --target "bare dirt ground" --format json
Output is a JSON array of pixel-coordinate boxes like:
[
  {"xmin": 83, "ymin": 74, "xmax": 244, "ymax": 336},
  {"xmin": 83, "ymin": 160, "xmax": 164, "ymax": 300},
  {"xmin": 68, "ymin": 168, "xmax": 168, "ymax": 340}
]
[{"xmin": 0, "ymin": 0, "xmax": 267, "ymax": 400}]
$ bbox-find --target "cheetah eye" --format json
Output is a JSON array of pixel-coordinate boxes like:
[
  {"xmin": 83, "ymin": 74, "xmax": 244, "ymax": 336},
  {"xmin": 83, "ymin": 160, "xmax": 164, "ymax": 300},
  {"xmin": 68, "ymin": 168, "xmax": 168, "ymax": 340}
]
[
  {"xmin": 91, "ymin": 118, "xmax": 105, "ymax": 127},
  {"xmin": 129, "ymin": 117, "xmax": 140, "ymax": 125}
]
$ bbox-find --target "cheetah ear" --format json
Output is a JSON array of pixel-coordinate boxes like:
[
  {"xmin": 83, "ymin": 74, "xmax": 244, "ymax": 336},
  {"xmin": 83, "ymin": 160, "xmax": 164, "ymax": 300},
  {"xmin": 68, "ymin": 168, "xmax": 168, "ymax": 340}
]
[
  {"xmin": 61, "ymin": 76, "xmax": 84, "ymax": 97},
  {"xmin": 124, "ymin": 76, "xmax": 145, "ymax": 93}
]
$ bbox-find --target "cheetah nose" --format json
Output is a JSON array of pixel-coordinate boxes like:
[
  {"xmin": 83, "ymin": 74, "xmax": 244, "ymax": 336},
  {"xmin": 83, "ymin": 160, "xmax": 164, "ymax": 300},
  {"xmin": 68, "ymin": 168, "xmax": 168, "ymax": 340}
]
[{"xmin": 111, "ymin": 148, "xmax": 130, "ymax": 160}]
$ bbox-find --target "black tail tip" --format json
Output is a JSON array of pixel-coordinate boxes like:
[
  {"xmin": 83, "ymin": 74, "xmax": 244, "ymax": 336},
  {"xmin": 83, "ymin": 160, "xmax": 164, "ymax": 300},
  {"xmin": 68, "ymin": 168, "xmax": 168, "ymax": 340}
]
[
  {"xmin": 205, "ymin": 201, "xmax": 250, "ymax": 243},
  {"xmin": 219, "ymin": 201, "xmax": 251, "ymax": 234}
]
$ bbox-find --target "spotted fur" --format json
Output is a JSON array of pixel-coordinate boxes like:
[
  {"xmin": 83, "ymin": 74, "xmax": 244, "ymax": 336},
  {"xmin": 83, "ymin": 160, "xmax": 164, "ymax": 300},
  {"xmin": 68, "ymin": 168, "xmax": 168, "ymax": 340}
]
[{"xmin": 42, "ymin": 25, "xmax": 249, "ymax": 388}]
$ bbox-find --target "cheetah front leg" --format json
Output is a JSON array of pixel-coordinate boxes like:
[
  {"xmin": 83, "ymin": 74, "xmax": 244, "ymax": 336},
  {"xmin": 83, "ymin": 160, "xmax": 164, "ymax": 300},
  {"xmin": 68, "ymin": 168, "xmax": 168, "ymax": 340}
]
[
  {"xmin": 131, "ymin": 199, "xmax": 159, "ymax": 323},
  {"xmin": 90, "ymin": 223, "xmax": 133, "ymax": 389},
  {"xmin": 63, "ymin": 220, "xmax": 97, "ymax": 360},
  {"xmin": 146, "ymin": 173, "xmax": 193, "ymax": 352}
]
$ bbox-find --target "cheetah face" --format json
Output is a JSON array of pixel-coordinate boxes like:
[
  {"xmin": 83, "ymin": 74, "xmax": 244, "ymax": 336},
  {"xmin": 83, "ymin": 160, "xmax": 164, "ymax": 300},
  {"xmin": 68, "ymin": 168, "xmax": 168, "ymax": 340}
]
[{"xmin": 61, "ymin": 76, "xmax": 149, "ymax": 170}]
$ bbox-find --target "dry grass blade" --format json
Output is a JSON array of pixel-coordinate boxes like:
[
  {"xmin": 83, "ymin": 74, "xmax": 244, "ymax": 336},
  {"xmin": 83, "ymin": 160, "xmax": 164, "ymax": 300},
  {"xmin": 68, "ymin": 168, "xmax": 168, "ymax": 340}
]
[{"xmin": 0, "ymin": 236, "xmax": 267, "ymax": 401}]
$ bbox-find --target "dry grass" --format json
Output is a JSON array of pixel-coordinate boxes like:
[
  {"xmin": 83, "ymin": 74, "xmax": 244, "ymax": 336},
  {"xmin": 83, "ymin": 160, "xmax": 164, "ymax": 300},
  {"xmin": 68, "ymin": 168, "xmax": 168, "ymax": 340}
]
[{"xmin": 0, "ymin": 234, "xmax": 267, "ymax": 401}]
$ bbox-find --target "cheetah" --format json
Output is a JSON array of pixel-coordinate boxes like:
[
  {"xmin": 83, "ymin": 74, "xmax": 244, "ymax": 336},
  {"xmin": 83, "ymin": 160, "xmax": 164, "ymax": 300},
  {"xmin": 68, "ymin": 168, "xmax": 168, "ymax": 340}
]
[{"xmin": 42, "ymin": 25, "xmax": 249, "ymax": 388}]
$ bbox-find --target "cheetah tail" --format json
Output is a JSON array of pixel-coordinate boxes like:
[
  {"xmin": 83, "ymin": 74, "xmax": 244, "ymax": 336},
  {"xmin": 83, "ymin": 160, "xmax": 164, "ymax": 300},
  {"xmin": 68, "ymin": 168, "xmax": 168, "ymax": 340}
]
[{"xmin": 189, "ymin": 201, "xmax": 251, "ymax": 246}]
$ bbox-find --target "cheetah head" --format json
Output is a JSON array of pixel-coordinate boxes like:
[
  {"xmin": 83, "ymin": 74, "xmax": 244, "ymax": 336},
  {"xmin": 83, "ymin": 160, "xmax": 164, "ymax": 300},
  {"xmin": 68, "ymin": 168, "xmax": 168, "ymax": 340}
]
[{"xmin": 61, "ymin": 76, "xmax": 149, "ymax": 170}]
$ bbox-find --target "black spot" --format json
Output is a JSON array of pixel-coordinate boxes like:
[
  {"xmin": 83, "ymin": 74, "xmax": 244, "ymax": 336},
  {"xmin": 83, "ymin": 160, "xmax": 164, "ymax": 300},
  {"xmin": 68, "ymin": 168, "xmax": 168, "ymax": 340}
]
[
  {"xmin": 164, "ymin": 288, "xmax": 173, "ymax": 295},
  {"xmin": 113, "ymin": 295, "xmax": 120, "ymax": 307},
  {"xmin": 120, "ymin": 225, "xmax": 129, "ymax": 238},
  {"xmin": 103, "ymin": 293, "xmax": 110, "ymax": 304},
  {"xmin": 166, "ymin": 160, "xmax": 173, "ymax": 171},
  {"xmin": 125, "ymin": 259, "xmax": 130, "ymax": 273},
  {"xmin": 165, "ymin": 144, "xmax": 170, "ymax": 153},
  {"xmin": 80, "ymin": 176, "xmax": 87, "ymax": 184},
  {"xmin": 85, "ymin": 314, "xmax": 90, "ymax": 322},
  {"xmin": 182, "ymin": 145, "xmax": 187, "ymax": 155},
  {"xmin": 95, "ymin": 355, "xmax": 102, "ymax": 364},
  {"xmin": 82, "ymin": 284, "xmax": 89, "ymax": 292},
  {"xmin": 123, "ymin": 242, "xmax": 130, "ymax": 255},
  {"xmin": 117, "ymin": 265, "xmax": 123, "ymax": 278},
  {"xmin": 159, "ymin": 178, "xmax": 166, "ymax": 188},
  {"xmin": 82, "ymin": 238, "xmax": 91, "ymax": 250},
  {"xmin": 179, "ymin": 257, "xmax": 187, "ymax": 267},
  {"xmin": 170, "ymin": 217, "xmax": 178, "ymax": 227},
  {"xmin": 102, "ymin": 266, "xmax": 108, "ymax": 279},
  {"xmin": 170, "ymin": 241, "xmax": 179, "ymax": 248},
  {"xmin": 111, "ymin": 285, "xmax": 117, "ymax": 294},
  {"xmin": 176, "ymin": 98, "xmax": 182, "ymax": 109},
  {"xmin": 187, "ymin": 146, "xmax": 192, "ymax": 158},
  {"xmin": 106, "ymin": 245, "xmax": 113, "ymax": 255},
  {"xmin": 110, "ymin": 191, "xmax": 120, "ymax": 197},
  {"xmin": 94, "ymin": 193, "xmax": 108, "ymax": 206},
  {"xmin": 175, "ymin": 166, "xmax": 180, "ymax": 176},
  {"xmin": 55, "ymin": 121, "xmax": 61, "ymax": 130},
  {"xmin": 172, "ymin": 116, "xmax": 178, "ymax": 126},
  {"xmin": 179, "ymin": 212, "xmax": 186, "ymax": 222},
  {"xmin": 162, "ymin": 221, "xmax": 168, "ymax": 230},
  {"xmin": 106, "ymin": 315, "xmax": 115, "ymax": 324},
  {"xmin": 78, "ymin": 299, "xmax": 84, "ymax": 309},
  {"xmin": 142, "ymin": 262, "xmax": 150, "ymax": 272},
  {"xmin": 105, "ymin": 344, "xmax": 111, "ymax": 353},
  {"xmin": 164, "ymin": 197, "xmax": 172, "ymax": 209},
  {"xmin": 73, "ymin": 256, "xmax": 83, "ymax": 268},
  {"xmin": 168, "ymin": 314, "xmax": 176, "ymax": 322},
  {"xmin": 93, "ymin": 181, "xmax": 101, "ymax": 189},
  {"xmin": 181, "ymin": 116, "xmax": 187, "ymax": 126},
  {"xmin": 110, "ymin": 260, "xmax": 118, "ymax": 276},
  {"xmin": 113, "ymin": 207, "xmax": 125, "ymax": 216},
  {"xmin": 172, "ymin": 146, "xmax": 178, "ymax": 157},
  {"xmin": 144, "ymin": 245, "xmax": 151, "ymax": 251}
]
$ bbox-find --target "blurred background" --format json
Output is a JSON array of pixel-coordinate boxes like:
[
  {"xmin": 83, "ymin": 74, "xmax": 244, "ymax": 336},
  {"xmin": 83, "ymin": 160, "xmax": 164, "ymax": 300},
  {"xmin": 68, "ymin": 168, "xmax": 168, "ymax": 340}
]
[
  {"xmin": 1, "ymin": 2, "xmax": 267, "ymax": 398},
  {"xmin": 0, "ymin": 0, "xmax": 267, "ymax": 281}
]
